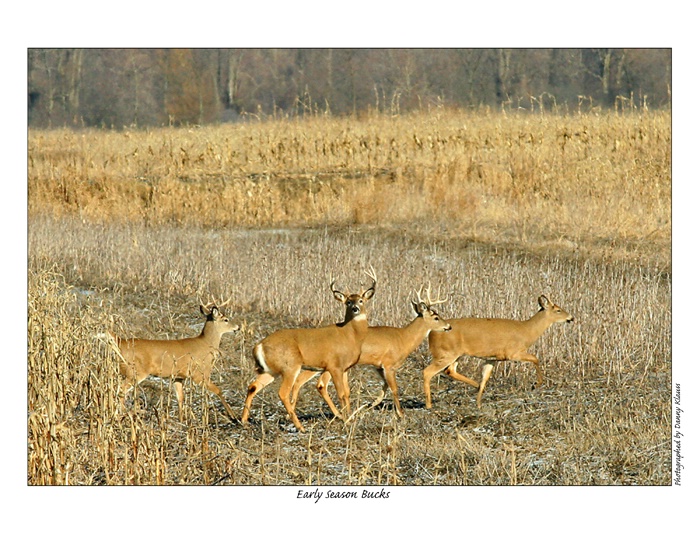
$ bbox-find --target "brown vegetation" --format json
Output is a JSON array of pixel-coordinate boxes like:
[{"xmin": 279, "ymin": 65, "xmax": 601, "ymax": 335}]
[{"xmin": 27, "ymin": 109, "xmax": 671, "ymax": 485}]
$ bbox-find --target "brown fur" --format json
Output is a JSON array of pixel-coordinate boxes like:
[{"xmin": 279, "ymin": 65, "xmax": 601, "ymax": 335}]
[
  {"xmin": 114, "ymin": 304, "xmax": 239, "ymax": 420},
  {"xmin": 241, "ymin": 274, "xmax": 376, "ymax": 432},
  {"xmin": 292, "ymin": 301, "xmax": 451, "ymax": 417},
  {"xmin": 424, "ymin": 295, "xmax": 574, "ymax": 408}
]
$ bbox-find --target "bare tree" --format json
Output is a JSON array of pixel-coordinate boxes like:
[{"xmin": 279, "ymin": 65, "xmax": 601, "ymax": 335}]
[{"xmin": 27, "ymin": 48, "xmax": 672, "ymax": 128}]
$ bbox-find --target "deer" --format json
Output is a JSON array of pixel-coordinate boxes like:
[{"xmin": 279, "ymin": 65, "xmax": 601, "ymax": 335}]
[
  {"xmin": 241, "ymin": 269, "xmax": 377, "ymax": 432},
  {"xmin": 291, "ymin": 285, "xmax": 452, "ymax": 418},
  {"xmin": 423, "ymin": 295, "xmax": 574, "ymax": 409},
  {"xmin": 107, "ymin": 302, "xmax": 239, "ymax": 421}
]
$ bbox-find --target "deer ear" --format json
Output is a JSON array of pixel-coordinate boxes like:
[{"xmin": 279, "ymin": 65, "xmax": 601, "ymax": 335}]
[
  {"xmin": 363, "ymin": 286, "xmax": 375, "ymax": 300},
  {"xmin": 200, "ymin": 304, "xmax": 211, "ymax": 316},
  {"xmin": 415, "ymin": 301, "xmax": 429, "ymax": 315},
  {"xmin": 333, "ymin": 291, "xmax": 347, "ymax": 303},
  {"xmin": 538, "ymin": 295, "xmax": 551, "ymax": 309}
]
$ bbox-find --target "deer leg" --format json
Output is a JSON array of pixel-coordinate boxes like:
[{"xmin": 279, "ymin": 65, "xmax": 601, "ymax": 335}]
[
  {"xmin": 290, "ymin": 369, "xmax": 318, "ymax": 406},
  {"xmin": 443, "ymin": 361, "xmax": 480, "ymax": 388},
  {"xmin": 343, "ymin": 370, "xmax": 351, "ymax": 413},
  {"xmin": 278, "ymin": 369, "xmax": 305, "ymax": 432},
  {"xmin": 513, "ymin": 352, "xmax": 543, "ymax": 388},
  {"xmin": 241, "ymin": 372, "xmax": 274, "ymax": 425},
  {"xmin": 328, "ymin": 367, "xmax": 351, "ymax": 418},
  {"xmin": 370, "ymin": 367, "xmax": 388, "ymax": 410},
  {"xmin": 202, "ymin": 379, "xmax": 236, "ymax": 420},
  {"xmin": 119, "ymin": 371, "xmax": 148, "ymax": 413},
  {"xmin": 423, "ymin": 357, "xmax": 456, "ymax": 409},
  {"xmin": 383, "ymin": 366, "xmax": 404, "ymax": 417},
  {"xmin": 316, "ymin": 371, "xmax": 343, "ymax": 419},
  {"xmin": 173, "ymin": 379, "xmax": 185, "ymax": 421},
  {"xmin": 476, "ymin": 362, "xmax": 494, "ymax": 409},
  {"xmin": 118, "ymin": 361, "xmax": 142, "ymax": 409},
  {"xmin": 119, "ymin": 378, "xmax": 133, "ymax": 409}
]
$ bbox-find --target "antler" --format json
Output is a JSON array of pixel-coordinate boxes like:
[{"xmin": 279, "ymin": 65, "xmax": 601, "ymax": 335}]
[
  {"xmin": 216, "ymin": 295, "xmax": 232, "ymax": 309},
  {"xmin": 330, "ymin": 266, "xmax": 377, "ymax": 297},
  {"xmin": 423, "ymin": 283, "xmax": 447, "ymax": 307},
  {"xmin": 330, "ymin": 278, "xmax": 345, "ymax": 296},
  {"xmin": 200, "ymin": 294, "xmax": 232, "ymax": 312},
  {"xmin": 363, "ymin": 265, "xmax": 378, "ymax": 293},
  {"xmin": 415, "ymin": 285, "xmax": 426, "ymax": 306}
]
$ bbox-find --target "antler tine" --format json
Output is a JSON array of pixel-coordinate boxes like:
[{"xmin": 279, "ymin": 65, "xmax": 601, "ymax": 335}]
[
  {"xmin": 414, "ymin": 285, "xmax": 425, "ymax": 305},
  {"xmin": 199, "ymin": 294, "xmax": 231, "ymax": 312},
  {"xmin": 364, "ymin": 264, "xmax": 378, "ymax": 288},
  {"xmin": 199, "ymin": 297, "xmax": 215, "ymax": 317},
  {"xmin": 425, "ymin": 282, "xmax": 448, "ymax": 306}
]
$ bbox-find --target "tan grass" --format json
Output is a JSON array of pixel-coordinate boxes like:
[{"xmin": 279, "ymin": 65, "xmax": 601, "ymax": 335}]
[
  {"xmin": 27, "ymin": 109, "xmax": 670, "ymax": 485},
  {"xmin": 28, "ymin": 109, "xmax": 670, "ymax": 266}
]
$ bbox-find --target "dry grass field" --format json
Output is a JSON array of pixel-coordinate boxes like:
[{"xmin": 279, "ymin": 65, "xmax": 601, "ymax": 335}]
[{"xmin": 27, "ymin": 109, "xmax": 671, "ymax": 487}]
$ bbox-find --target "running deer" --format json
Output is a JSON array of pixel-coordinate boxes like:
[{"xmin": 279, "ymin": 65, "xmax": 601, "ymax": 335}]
[
  {"xmin": 110, "ymin": 303, "xmax": 239, "ymax": 420},
  {"xmin": 241, "ymin": 269, "xmax": 377, "ymax": 432},
  {"xmin": 291, "ymin": 286, "xmax": 452, "ymax": 418},
  {"xmin": 424, "ymin": 295, "xmax": 574, "ymax": 409}
]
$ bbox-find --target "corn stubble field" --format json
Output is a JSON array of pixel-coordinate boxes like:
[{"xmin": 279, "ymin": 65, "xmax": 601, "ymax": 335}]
[{"xmin": 27, "ymin": 108, "xmax": 671, "ymax": 486}]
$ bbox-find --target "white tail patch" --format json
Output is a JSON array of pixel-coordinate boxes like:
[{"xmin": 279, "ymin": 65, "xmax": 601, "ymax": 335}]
[
  {"xmin": 292, "ymin": 292, "xmax": 451, "ymax": 419},
  {"xmin": 254, "ymin": 343, "xmax": 270, "ymax": 373},
  {"xmin": 242, "ymin": 268, "xmax": 377, "ymax": 432}
]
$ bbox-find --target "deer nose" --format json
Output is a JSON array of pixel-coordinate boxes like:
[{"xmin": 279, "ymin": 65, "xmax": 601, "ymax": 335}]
[{"xmin": 352, "ymin": 305, "xmax": 360, "ymax": 314}]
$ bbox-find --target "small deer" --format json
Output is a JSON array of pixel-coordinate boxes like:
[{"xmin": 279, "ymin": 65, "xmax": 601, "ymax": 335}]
[
  {"xmin": 241, "ymin": 269, "xmax": 377, "ymax": 432},
  {"xmin": 424, "ymin": 295, "xmax": 574, "ymax": 409},
  {"xmin": 292, "ymin": 286, "xmax": 451, "ymax": 418},
  {"xmin": 110, "ymin": 303, "xmax": 239, "ymax": 420}
]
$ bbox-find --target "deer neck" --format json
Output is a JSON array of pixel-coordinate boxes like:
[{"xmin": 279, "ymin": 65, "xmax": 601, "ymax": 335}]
[
  {"xmin": 200, "ymin": 321, "xmax": 223, "ymax": 347},
  {"xmin": 346, "ymin": 313, "xmax": 369, "ymax": 339},
  {"xmin": 524, "ymin": 310, "xmax": 555, "ymax": 344},
  {"xmin": 398, "ymin": 317, "xmax": 431, "ymax": 355}
]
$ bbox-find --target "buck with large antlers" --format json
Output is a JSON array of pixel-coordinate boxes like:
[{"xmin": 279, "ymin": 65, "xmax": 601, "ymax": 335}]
[
  {"xmin": 241, "ymin": 269, "xmax": 377, "ymax": 432},
  {"xmin": 291, "ymin": 285, "xmax": 451, "ymax": 418},
  {"xmin": 108, "ymin": 302, "xmax": 239, "ymax": 420},
  {"xmin": 424, "ymin": 295, "xmax": 574, "ymax": 409}
]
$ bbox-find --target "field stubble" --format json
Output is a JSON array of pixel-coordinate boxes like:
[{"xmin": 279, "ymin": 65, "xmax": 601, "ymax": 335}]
[{"xmin": 27, "ymin": 110, "xmax": 670, "ymax": 485}]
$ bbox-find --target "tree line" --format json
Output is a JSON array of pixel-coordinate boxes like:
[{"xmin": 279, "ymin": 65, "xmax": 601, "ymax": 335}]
[{"xmin": 27, "ymin": 48, "xmax": 671, "ymax": 128}]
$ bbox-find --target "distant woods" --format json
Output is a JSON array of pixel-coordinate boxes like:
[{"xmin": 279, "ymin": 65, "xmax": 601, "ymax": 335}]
[{"xmin": 28, "ymin": 48, "xmax": 671, "ymax": 128}]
